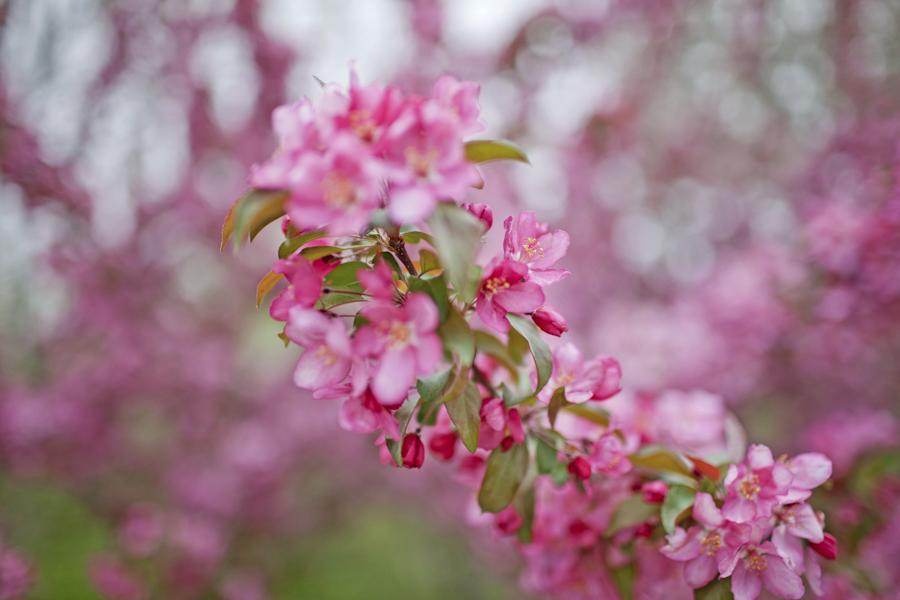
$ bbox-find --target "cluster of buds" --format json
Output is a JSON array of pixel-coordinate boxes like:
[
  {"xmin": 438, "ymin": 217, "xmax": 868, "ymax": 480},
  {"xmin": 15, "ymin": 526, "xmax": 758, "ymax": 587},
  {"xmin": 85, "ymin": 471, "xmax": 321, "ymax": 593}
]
[{"xmin": 224, "ymin": 70, "xmax": 835, "ymax": 600}]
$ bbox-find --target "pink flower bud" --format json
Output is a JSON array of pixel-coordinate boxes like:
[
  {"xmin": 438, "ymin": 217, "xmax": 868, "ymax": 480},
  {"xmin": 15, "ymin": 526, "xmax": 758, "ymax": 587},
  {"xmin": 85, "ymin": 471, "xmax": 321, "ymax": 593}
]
[
  {"xmin": 495, "ymin": 506, "xmax": 524, "ymax": 535},
  {"xmin": 401, "ymin": 434, "xmax": 425, "ymax": 469},
  {"xmin": 809, "ymin": 532, "xmax": 838, "ymax": 560},
  {"xmin": 634, "ymin": 523, "xmax": 653, "ymax": 538},
  {"xmin": 500, "ymin": 435, "xmax": 516, "ymax": 451},
  {"xmin": 428, "ymin": 431, "xmax": 457, "ymax": 461},
  {"xmin": 532, "ymin": 308, "xmax": 568, "ymax": 337},
  {"xmin": 641, "ymin": 481, "xmax": 669, "ymax": 503},
  {"xmin": 461, "ymin": 202, "xmax": 493, "ymax": 231},
  {"xmin": 567, "ymin": 457, "xmax": 592, "ymax": 480}
]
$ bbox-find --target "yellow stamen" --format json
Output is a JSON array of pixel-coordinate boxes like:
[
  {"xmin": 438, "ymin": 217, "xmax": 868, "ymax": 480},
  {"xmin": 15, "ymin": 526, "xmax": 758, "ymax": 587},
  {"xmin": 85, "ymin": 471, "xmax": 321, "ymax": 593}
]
[
  {"xmin": 740, "ymin": 474, "xmax": 761, "ymax": 500},
  {"xmin": 405, "ymin": 146, "xmax": 439, "ymax": 179},
  {"xmin": 321, "ymin": 171, "xmax": 357, "ymax": 207},
  {"xmin": 746, "ymin": 553, "xmax": 767, "ymax": 575},
  {"xmin": 702, "ymin": 532, "xmax": 721, "ymax": 556},
  {"xmin": 483, "ymin": 277, "xmax": 511, "ymax": 296},
  {"xmin": 522, "ymin": 237, "xmax": 544, "ymax": 259}
]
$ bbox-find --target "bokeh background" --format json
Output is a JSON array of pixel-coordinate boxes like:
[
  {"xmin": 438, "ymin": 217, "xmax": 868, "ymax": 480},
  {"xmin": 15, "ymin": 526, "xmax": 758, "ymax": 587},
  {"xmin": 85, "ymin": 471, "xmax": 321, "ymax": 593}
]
[{"xmin": 1, "ymin": 0, "xmax": 899, "ymax": 598}]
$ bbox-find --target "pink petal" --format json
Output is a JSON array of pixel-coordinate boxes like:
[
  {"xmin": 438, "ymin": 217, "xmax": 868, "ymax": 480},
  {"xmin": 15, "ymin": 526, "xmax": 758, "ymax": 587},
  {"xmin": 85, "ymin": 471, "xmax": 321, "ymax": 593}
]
[
  {"xmin": 747, "ymin": 445, "xmax": 774, "ymax": 470},
  {"xmin": 684, "ymin": 553, "xmax": 719, "ymax": 589},
  {"xmin": 771, "ymin": 527, "xmax": 804, "ymax": 573},
  {"xmin": 406, "ymin": 292, "xmax": 439, "ymax": 333},
  {"xmin": 722, "ymin": 494, "xmax": 757, "ymax": 523},
  {"xmin": 372, "ymin": 347, "xmax": 416, "ymax": 405},
  {"xmin": 731, "ymin": 562, "xmax": 762, "ymax": 600},
  {"xmin": 661, "ymin": 526, "xmax": 704, "ymax": 561},
  {"xmin": 693, "ymin": 493, "xmax": 725, "ymax": 529},
  {"xmin": 414, "ymin": 333, "xmax": 443, "ymax": 375},
  {"xmin": 494, "ymin": 282, "xmax": 545, "ymax": 314},
  {"xmin": 507, "ymin": 409, "xmax": 524, "ymax": 444},
  {"xmin": 476, "ymin": 295, "xmax": 510, "ymax": 333},
  {"xmin": 527, "ymin": 268, "xmax": 571, "ymax": 286},
  {"xmin": 529, "ymin": 230, "xmax": 570, "ymax": 270},
  {"xmin": 788, "ymin": 453, "xmax": 832, "ymax": 490},
  {"xmin": 338, "ymin": 396, "xmax": 381, "ymax": 433},
  {"xmin": 760, "ymin": 554, "xmax": 805, "ymax": 599},
  {"xmin": 293, "ymin": 347, "xmax": 351, "ymax": 390},
  {"xmin": 388, "ymin": 186, "xmax": 436, "ymax": 223},
  {"xmin": 785, "ymin": 503, "xmax": 824, "ymax": 542}
]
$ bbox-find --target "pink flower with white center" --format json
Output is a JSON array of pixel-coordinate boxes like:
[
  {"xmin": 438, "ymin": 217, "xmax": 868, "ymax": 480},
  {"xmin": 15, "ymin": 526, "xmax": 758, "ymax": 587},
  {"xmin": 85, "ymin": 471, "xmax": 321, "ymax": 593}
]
[
  {"xmin": 355, "ymin": 292, "xmax": 443, "ymax": 405},
  {"xmin": 285, "ymin": 308, "xmax": 354, "ymax": 391},
  {"xmin": 268, "ymin": 256, "xmax": 322, "ymax": 321},
  {"xmin": 503, "ymin": 212, "xmax": 571, "ymax": 286},
  {"xmin": 284, "ymin": 134, "xmax": 384, "ymax": 235},
  {"xmin": 381, "ymin": 101, "xmax": 481, "ymax": 223},
  {"xmin": 722, "ymin": 538, "xmax": 805, "ymax": 600},
  {"xmin": 475, "ymin": 258, "xmax": 545, "ymax": 334},
  {"xmin": 776, "ymin": 452, "xmax": 833, "ymax": 504},
  {"xmin": 317, "ymin": 69, "xmax": 406, "ymax": 146},
  {"xmin": 338, "ymin": 388, "xmax": 401, "ymax": 440},
  {"xmin": 722, "ymin": 445, "xmax": 794, "ymax": 523},
  {"xmin": 662, "ymin": 493, "xmax": 753, "ymax": 589},
  {"xmin": 477, "ymin": 397, "xmax": 524, "ymax": 450},
  {"xmin": 429, "ymin": 74, "xmax": 485, "ymax": 136},
  {"xmin": 537, "ymin": 343, "xmax": 622, "ymax": 404},
  {"xmin": 586, "ymin": 432, "xmax": 632, "ymax": 478}
]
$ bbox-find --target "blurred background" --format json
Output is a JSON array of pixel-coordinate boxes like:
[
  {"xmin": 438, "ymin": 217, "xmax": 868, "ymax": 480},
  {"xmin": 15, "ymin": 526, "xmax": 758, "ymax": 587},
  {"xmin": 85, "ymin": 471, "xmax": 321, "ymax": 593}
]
[{"xmin": 1, "ymin": 0, "xmax": 900, "ymax": 598}]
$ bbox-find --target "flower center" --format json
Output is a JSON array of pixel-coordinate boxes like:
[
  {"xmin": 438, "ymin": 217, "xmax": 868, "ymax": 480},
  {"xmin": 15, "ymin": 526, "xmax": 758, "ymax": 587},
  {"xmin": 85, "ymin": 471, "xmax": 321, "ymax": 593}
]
[
  {"xmin": 740, "ymin": 473, "xmax": 761, "ymax": 500},
  {"xmin": 379, "ymin": 320, "xmax": 412, "ymax": 351},
  {"xmin": 702, "ymin": 531, "xmax": 721, "ymax": 556},
  {"xmin": 314, "ymin": 344, "xmax": 340, "ymax": 366},
  {"xmin": 321, "ymin": 171, "xmax": 357, "ymax": 208},
  {"xmin": 349, "ymin": 109, "xmax": 377, "ymax": 142},
  {"xmin": 779, "ymin": 505, "xmax": 798, "ymax": 528},
  {"xmin": 556, "ymin": 367, "xmax": 576, "ymax": 387},
  {"xmin": 746, "ymin": 552, "xmax": 767, "ymax": 576},
  {"xmin": 483, "ymin": 277, "xmax": 511, "ymax": 296},
  {"xmin": 522, "ymin": 237, "xmax": 544, "ymax": 259},
  {"xmin": 405, "ymin": 146, "xmax": 439, "ymax": 179}
]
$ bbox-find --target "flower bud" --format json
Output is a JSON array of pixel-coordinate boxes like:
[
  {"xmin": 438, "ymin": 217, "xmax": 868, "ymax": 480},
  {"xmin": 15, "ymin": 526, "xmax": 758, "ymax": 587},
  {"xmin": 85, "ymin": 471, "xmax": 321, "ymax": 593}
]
[
  {"xmin": 461, "ymin": 202, "xmax": 493, "ymax": 231},
  {"xmin": 591, "ymin": 355, "xmax": 622, "ymax": 400},
  {"xmin": 809, "ymin": 532, "xmax": 837, "ymax": 560},
  {"xmin": 500, "ymin": 435, "xmax": 515, "ymax": 451},
  {"xmin": 495, "ymin": 506, "xmax": 524, "ymax": 535},
  {"xmin": 635, "ymin": 523, "xmax": 653, "ymax": 538},
  {"xmin": 567, "ymin": 457, "xmax": 592, "ymax": 480},
  {"xmin": 428, "ymin": 431, "xmax": 457, "ymax": 461},
  {"xmin": 641, "ymin": 481, "xmax": 668, "ymax": 504},
  {"xmin": 401, "ymin": 434, "xmax": 425, "ymax": 469},
  {"xmin": 532, "ymin": 308, "xmax": 568, "ymax": 337}
]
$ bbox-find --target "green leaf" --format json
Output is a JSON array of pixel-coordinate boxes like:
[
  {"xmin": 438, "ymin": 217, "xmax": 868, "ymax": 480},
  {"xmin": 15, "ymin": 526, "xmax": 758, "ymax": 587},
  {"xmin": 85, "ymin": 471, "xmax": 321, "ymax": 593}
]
[
  {"xmin": 378, "ymin": 252, "xmax": 403, "ymax": 275},
  {"xmin": 417, "ymin": 368, "xmax": 453, "ymax": 403},
  {"xmin": 319, "ymin": 261, "xmax": 371, "ymax": 310},
  {"xmin": 446, "ymin": 381, "xmax": 482, "ymax": 453},
  {"xmin": 408, "ymin": 275, "xmax": 449, "ymax": 323},
  {"xmin": 507, "ymin": 326, "xmax": 528, "ymax": 365},
  {"xmin": 629, "ymin": 447, "xmax": 694, "ymax": 478},
  {"xmin": 278, "ymin": 229, "xmax": 328, "ymax": 259},
  {"xmin": 500, "ymin": 383, "xmax": 535, "ymax": 408},
  {"xmin": 427, "ymin": 203, "xmax": 484, "ymax": 301},
  {"xmin": 438, "ymin": 306, "xmax": 475, "ymax": 366},
  {"xmin": 610, "ymin": 563, "xmax": 635, "ymax": 600},
  {"xmin": 661, "ymin": 485, "xmax": 697, "ymax": 535},
  {"xmin": 256, "ymin": 271, "xmax": 285, "ymax": 308},
  {"xmin": 562, "ymin": 404, "xmax": 611, "ymax": 428},
  {"xmin": 478, "ymin": 443, "xmax": 529, "ymax": 513},
  {"xmin": 385, "ymin": 397, "xmax": 421, "ymax": 467},
  {"xmin": 604, "ymin": 494, "xmax": 659, "ymax": 538},
  {"xmin": 401, "ymin": 230, "xmax": 437, "ymax": 248},
  {"xmin": 550, "ymin": 461, "xmax": 571, "ymax": 487},
  {"xmin": 438, "ymin": 364, "xmax": 470, "ymax": 405},
  {"xmin": 694, "ymin": 578, "xmax": 735, "ymax": 600},
  {"xmin": 418, "ymin": 249, "xmax": 441, "ymax": 273},
  {"xmin": 515, "ymin": 485, "xmax": 536, "ymax": 543},
  {"xmin": 464, "ymin": 139, "xmax": 530, "ymax": 164},
  {"xmin": 548, "ymin": 387, "xmax": 566, "ymax": 429},
  {"xmin": 231, "ymin": 188, "xmax": 290, "ymax": 247},
  {"xmin": 461, "ymin": 264, "xmax": 483, "ymax": 304},
  {"xmin": 536, "ymin": 439, "xmax": 558, "ymax": 475},
  {"xmin": 507, "ymin": 314, "xmax": 553, "ymax": 394},
  {"xmin": 474, "ymin": 330, "xmax": 519, "ymax": 376},
  {"xmin": 300, "ymin": 245, "xmax": 342, "ymax": 261}
]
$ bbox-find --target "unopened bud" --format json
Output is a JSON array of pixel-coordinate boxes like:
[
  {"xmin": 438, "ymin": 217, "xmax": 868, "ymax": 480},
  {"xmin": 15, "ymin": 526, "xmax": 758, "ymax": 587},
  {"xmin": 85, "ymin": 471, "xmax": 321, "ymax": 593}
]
[
  {"xmin": 641, "ymin": 481, "xmax": 668, "ymax": 504},
  {"xmin": 809, "ymin": 532, "xmax": 837, "ymax": 560},
  {"xmin": 495, "ymin": 506, "xmax": 524, "ymax": 535},
  {"xmin": 401, "ymin": 434, "xmax": 425, "ymax": 469},
  {"xmin": 461, "ymin": 202, "xmax": 493, "ymax": 231},
  {"xmin": 532, "ymin": 308, "xmax": 568, "ymax": 337},
  {"xmin": 635, "ymin": 523, "xmax": 653, "ymax": 538},
  {"xmin": 567, "ymin": 457, "xmax": 592, "ymax": 480},
  {"xmin": 428, "ymin": 432, "xmax": 457, "ymax": 461},
  {"xmin": 500, "ymin": 435, "xmax": 516, "ymax": 451}
]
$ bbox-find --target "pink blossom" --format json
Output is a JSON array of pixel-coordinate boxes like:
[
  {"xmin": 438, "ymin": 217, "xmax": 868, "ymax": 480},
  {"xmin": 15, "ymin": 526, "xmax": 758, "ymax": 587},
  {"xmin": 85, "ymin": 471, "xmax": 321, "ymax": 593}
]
[
  {"xmin": 401, "ymin": 433, "xmax": 425, "ymax": 468},
  {"xmin": 475, "ymin": 258, "xmax": 545, "ymax": 333},
  {"xmin": 0, "ymin": 545, "xmax": 32, "ymax": 600},
  {"xmin": 118, "ymin": 504, "xmax": 165, "ymax": 557},
  {"xmin": 495, "ymin": 506, "xmax": 524, "ymax": 535},
  {"xmin": 430, "ymin": 74, "xmax": 485, "ymax": 136},
  {"xmin": 355, "ymin": 293, "xmax": 443, "ymax": 405},
  {"xmin": 803, "ymin": 411, "xmax": 899, "ymax": 476},
  {"xmin": 285, "ymin": 308, "xmax": 354, "ymax": 391},
  {"xmin": 726, "ymin": 541, "xmax": 804, "ymax": 600},
  {"xmin": 89, "ymin": 558, "xmax": 147, "ymax": 600},
  {"xmin": 357, "ymin": 259, "xmax": 397, "ymax": 301},
  {"xmin": 337, "ymin": 389, "xmax": 401, "ymax": 439},
  {"xmin": 642, "ymin": 481, "xmax": 668, "ymax": 503},
  {"xmin": 532, "ymin": 307, "xmax": 568, "ymax": 337},
  {"xmin": 722, "ymin": 445, "xmax": 794, "ymax": 523},
  {"xmin": 586, "ymin": 432, "xmax": 632, "ymax": 477},
  {"xmin": 477, "ymin": 397, "xmax": 524, "ymax": 450},
  {"xmin": 503, "ymin": 212, "xmax": 571, "ymax": 286},
  {"xmin": 268, "ymin": 256, "xmax": 322, "ymax": 321},
  {"xmin": 461, "ymin": 202, "xmax": 493, "ymax": 231},
  {"xmin": 317, "ymin": 69, "xmax": 406, "ymax": 146},
  {"xmin": 777, "ymin": 453, "xmax": 833, "ymax": 504},
  {"xmin": 537, "ymin": 343, "xmax": 622, "ymax": 404}
]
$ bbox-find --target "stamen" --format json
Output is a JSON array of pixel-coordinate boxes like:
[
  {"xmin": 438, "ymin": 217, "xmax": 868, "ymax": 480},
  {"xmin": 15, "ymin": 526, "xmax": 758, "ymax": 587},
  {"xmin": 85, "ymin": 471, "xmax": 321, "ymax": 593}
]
[
  {"xmin": 321, "ymin": 171, "xmax": 357, "ymax": 207},
  {"xmin": 483, "ymin": 277, "xmax": 511, "ymax": 296},
  {"xmin": 740, "ymin": 473, "xmax": 761, "ymax": 500},
  {"xmin": 522, "ymin": 237, "xmax": 544, "ymax": 259}
]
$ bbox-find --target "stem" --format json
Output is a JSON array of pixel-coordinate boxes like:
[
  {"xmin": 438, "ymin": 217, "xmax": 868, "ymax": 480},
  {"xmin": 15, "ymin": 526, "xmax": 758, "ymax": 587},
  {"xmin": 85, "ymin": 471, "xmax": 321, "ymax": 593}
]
[{"xmin": 388, "ymin": 235, "xmax": 418, "ymax": 276}]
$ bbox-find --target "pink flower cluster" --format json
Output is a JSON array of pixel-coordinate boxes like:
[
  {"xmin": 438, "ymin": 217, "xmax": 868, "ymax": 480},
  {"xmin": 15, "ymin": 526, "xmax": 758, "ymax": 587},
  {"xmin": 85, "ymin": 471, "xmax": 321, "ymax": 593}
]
[{"xmin": 250, "ymin": 70, "xmax": 483, "ymax": 233}]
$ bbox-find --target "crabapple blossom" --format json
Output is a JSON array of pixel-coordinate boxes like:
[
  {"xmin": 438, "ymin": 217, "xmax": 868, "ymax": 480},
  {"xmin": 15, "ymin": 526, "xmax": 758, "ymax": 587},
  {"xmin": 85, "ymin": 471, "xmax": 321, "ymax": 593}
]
[
  {"xmin": 537, "ymin": 343, "xmax": 622, "ymax": 404},
  {"xmin": 284, "ymin": 308, "xmax": 354, "ymax": 391},
  {"xmin": 503, "ymin": 212, "xmax": 570, "ymax": 286},
  {"xmin": 722, "ymin": 445, "xmax": 794, "ymax": 523},
  {"xmin": 268, "ymin": 256, "xmax": 322, "ymax": 321},
  {"xmin": 475, "ymin": 258, "xmax": 544, "ymax": 333},
  {"xmin": 460, "ymin": 202, "xmax": 493, "ymax": 231}
]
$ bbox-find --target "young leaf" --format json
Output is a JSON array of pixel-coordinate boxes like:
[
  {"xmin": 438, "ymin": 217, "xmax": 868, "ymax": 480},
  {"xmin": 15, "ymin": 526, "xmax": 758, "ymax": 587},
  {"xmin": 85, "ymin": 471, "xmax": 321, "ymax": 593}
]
[
  {"xmin": 231, "ymin": 189, "xmax": 290, "ymax": 247},
  {"xmin": 418, "ymin": 249, "xmax": 441, "ymax": 273},
  {"xmin": 319, "ymin": 261, "xmax": 371, "ymax": 310},
  {"xmin": 661, "ymin": 485, "xmax": 697, "ymax": 535},
  {"xmin": 507, "ymin": 314, "xmax": 553, "ymax": 394},
  {"xmin": 437, "ymin": 365, "xmax": 470, "ymax": 405},
  {"xmin": 550, "ymin": 461, "xmax": 571, "ymax": 487},
  {"xmin": 478, "ymin": 443, "xmax": 529, "ymax": 513},
  {"xmin": 221, "ymin": 195, "xmax": 241, "ymax": 251},
  {"xmin": 256, "ymin": 271, "xmax": 285, "ymax": 308},
  {"xmin": 499, "ymin": 383, "xmax": 535, "ymax": 408},
  {"xmin": 446, "ymin": 381, "xmax": 482, "ymax": 453},
  {"xmin": 562, "ymin": 404, "xmax": 611, "ymax": 428},
  {"xmin": 548, "ymin": 387, "xmax": 566, "ymax": 429},
  {"xmin": 464, "ymin": 140, "xmax": 530, "ymax": 164},
  {"xmin": 629, "ymin": 447, "xmax": 694, "ymax": 478},
  {"xmin": 604, "ymin": 494, "xmax": 659, "ymax": 538},
  {"xmin": 507, "ymin": 325, "xmax": 528, "ymax": 364},
  {"xmin": 277, "ymin": 229, "xmax": 327, "ymax": 259},
  {"xmin": 300, "ymin": 245, "xmax": 341, "ymax": 261},
  {"xmin": 694, "ymin": 578, "xmax": 735, "ymax": 600},
  {"xmin": 688, "ymin": 456, "xmax": 722, "ymax": 482},
  {"xmin": 515, "ymin": 485, "xmax": 536, "ymax": 544},
  {"xmin": 427, "ymin": 203, "xmax": 484, "ymax": 299},
  {"xmin": 385, "ymin": 397, "xmax": 421, "ymax": 467},
  {"xmin": 378, "ymin": 252, "xmax": 403, "ymax": 275},
  {"xmin": 474, "ymin": 330, "xmax": 519, "ymax": 376},
  {"xmin": 437, "ymin": 306, "xmax": 475, "ymax": 366},
  {"xmin": 536, "ymin": 439, "xmax": 558, "ymax": 475},
  {"xmin": 400, "ymin": 229, "xmax": 437, "ymax": 248}
]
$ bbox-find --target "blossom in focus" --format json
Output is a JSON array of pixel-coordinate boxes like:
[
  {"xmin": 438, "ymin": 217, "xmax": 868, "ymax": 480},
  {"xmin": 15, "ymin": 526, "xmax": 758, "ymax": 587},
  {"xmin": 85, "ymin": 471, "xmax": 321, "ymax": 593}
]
[
  {"xmin": 722, "ymin": 445, "xmax": 793, "ymax": 523},
  {"xmin": 355, "ymin": 293, "xmax": 443, "ymax": 405},
  {"xmin": 475, "ymin": 258, "xmax": 544, "ymax": 333},
  {"xmin": 477, "ymin": 397, "xmax": 524, "ymax": 451},
  {"xmin": 503, "ymin": 212, "xmax": 570, "ymax": 286}
]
